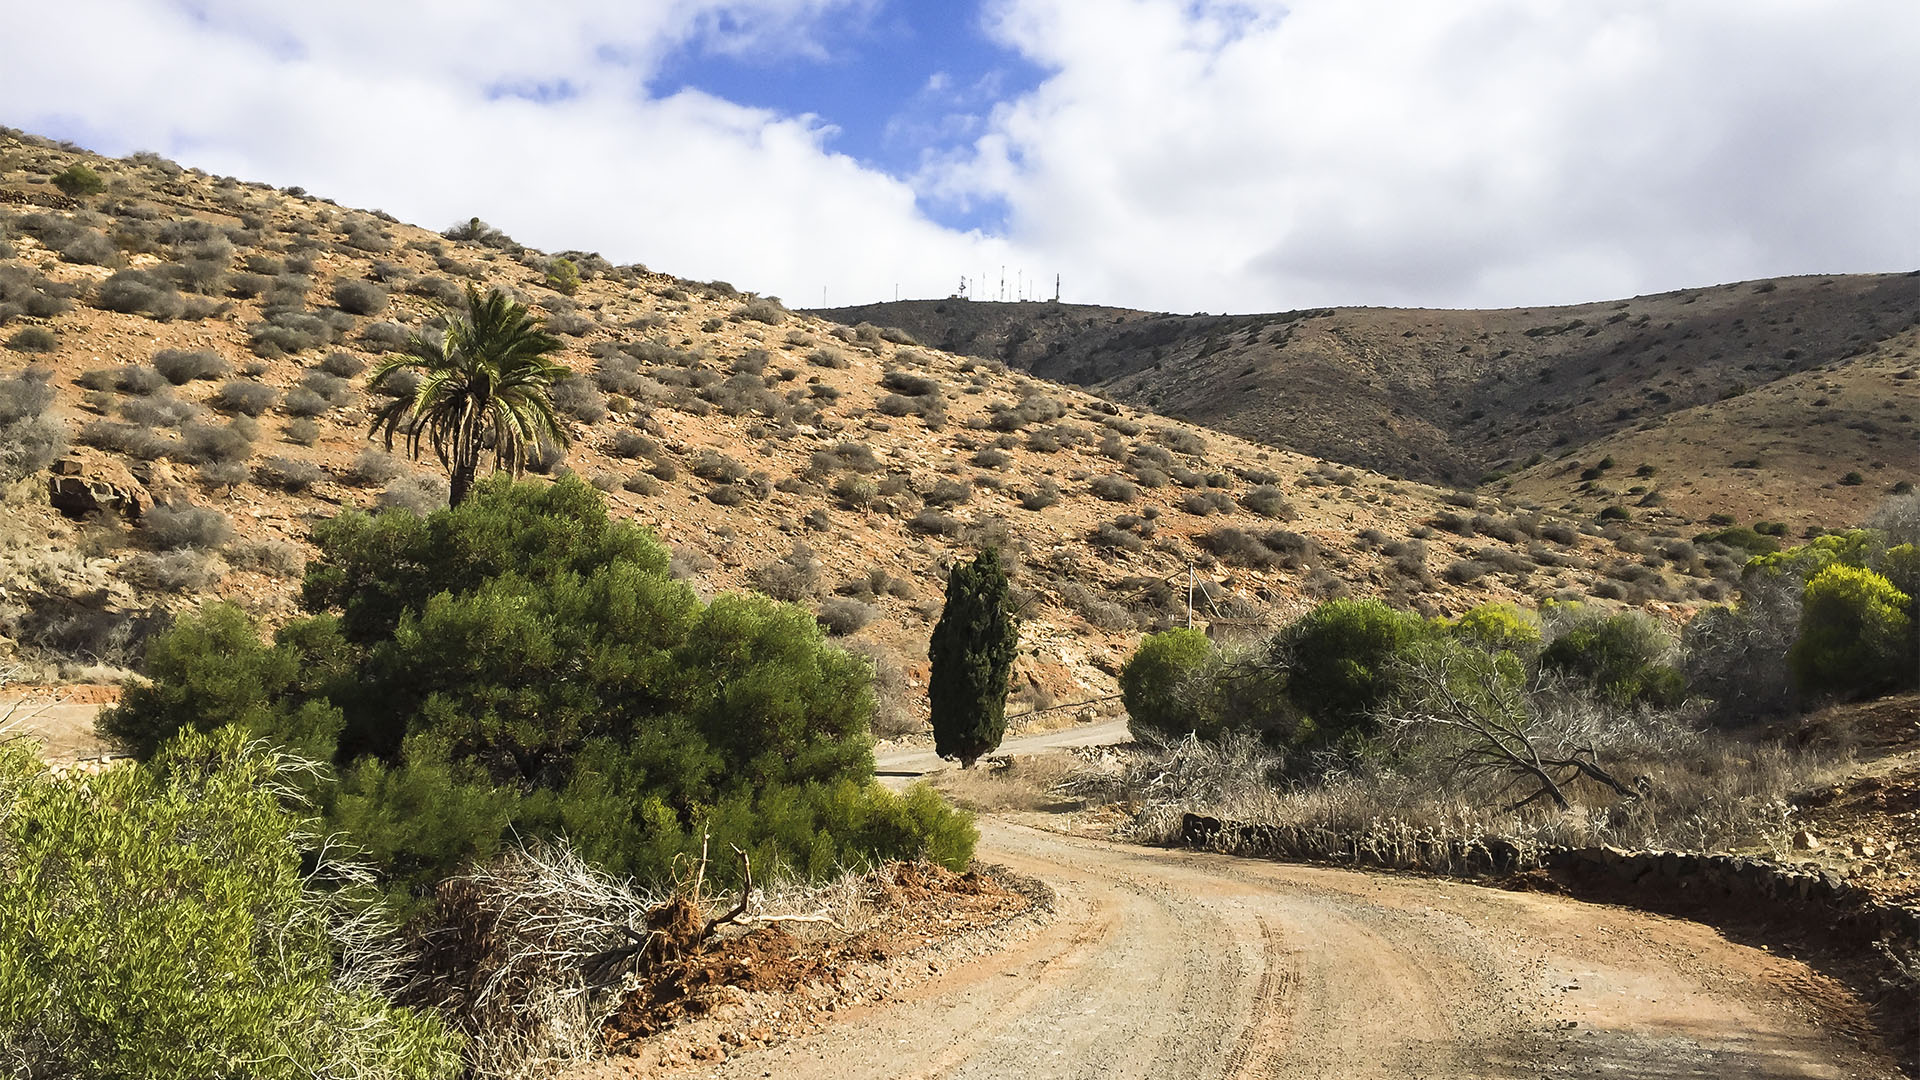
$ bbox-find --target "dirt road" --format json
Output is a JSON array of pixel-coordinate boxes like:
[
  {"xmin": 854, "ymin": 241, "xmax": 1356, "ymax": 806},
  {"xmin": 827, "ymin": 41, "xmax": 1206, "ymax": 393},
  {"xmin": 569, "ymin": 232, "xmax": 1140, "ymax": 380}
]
[
  {"xmin": 686, "ymin": 818, "xmax": 1896, "ymax": 1079},
  {"xmin": 873, "ymin": 719, "xmax": 1131, "ymax": 782}
]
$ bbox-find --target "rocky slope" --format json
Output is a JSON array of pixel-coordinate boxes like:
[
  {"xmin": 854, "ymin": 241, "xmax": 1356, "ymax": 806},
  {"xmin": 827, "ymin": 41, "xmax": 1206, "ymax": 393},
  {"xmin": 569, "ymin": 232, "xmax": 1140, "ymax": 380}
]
[
  {"xmin": 0, "ymin": 128, "xmax": 1761, "ymax": 730},
  {"xmin": 814, "ymin": 274, "xmax": 1920, "ymax": 523}
]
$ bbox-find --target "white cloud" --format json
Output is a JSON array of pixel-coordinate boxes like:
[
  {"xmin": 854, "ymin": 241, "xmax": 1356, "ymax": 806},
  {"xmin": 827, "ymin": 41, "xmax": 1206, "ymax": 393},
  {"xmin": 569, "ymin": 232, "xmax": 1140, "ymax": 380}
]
[
  {"xmin": 0, "ymin": 1, "xmax": 1009, "ymax": 306},
  {"xmin": 940, "ymin": 0, "xmax": 1920, "ymax": 310},
  {"xmin": 1, "ymin": 1, "xmax": 1914, "ymax": 313}
]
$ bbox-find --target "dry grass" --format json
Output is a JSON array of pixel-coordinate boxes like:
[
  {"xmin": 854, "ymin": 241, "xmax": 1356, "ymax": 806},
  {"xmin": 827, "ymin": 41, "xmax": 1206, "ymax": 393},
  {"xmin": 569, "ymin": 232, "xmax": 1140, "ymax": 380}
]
[
  {"xmin": 1070, "ymin": 705, "xmax": 1854, "ymax": 866},
  {"xmin": 401, "ymin": 840, "xmax": 891, "ymax": 1080}
]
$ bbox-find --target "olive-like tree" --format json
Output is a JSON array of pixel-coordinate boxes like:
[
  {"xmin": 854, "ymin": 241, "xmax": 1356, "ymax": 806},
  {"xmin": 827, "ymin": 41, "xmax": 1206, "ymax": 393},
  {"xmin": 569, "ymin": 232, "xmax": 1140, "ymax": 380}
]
[
  {"xmin": 368, "ymin": 284, "xmax": 569, "ymax": 506},
  {"xmin": 928, "ymin": 548, "xmax": 1019, "ymax": 767}
]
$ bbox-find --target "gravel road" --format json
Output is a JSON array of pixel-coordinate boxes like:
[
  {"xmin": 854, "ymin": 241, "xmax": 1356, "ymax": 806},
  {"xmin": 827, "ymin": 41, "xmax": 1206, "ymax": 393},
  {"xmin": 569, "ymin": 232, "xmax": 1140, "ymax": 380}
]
[
  {"xmin": 685, "ymin": 818, "xmax": 1896, "ymax": 1079},
  {"xmin": 873, "ymin": 719, "xmax": 1132, "ymax": 782}
]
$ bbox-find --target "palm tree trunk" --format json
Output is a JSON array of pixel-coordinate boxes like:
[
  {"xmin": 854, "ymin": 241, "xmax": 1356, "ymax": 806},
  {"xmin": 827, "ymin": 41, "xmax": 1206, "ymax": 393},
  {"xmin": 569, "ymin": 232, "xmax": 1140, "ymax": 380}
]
[{"xmin": 449, "ymin": 459, "xmax": 477, "ymax": 506}]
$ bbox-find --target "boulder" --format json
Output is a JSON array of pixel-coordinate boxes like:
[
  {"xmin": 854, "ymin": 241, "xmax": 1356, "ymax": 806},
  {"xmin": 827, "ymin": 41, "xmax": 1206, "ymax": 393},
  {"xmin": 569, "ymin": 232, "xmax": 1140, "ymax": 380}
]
[{"xmin": 48, "ymin": 473, "xmax": 143, "ymax": 520}]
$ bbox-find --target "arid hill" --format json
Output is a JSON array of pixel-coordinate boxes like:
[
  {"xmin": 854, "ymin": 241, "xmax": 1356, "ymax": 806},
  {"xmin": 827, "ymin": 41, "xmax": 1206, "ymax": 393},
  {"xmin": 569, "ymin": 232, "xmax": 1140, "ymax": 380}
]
[
  {"xmin": 0, "ymin": 129, "xmax": 1792, "ymax": 728},
  {"xmin": 813, "ymin": 277, "xmax": 1920, "ymax": 527}
]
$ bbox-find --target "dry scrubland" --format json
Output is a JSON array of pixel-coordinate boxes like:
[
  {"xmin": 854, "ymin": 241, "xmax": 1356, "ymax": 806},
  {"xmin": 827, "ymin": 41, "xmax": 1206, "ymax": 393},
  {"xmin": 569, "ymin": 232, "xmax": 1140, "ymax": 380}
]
[
  {"xmin": 0, "ymin": 130, "xmax": 1781, "ymax": 730},
  {"xmin": 818, "ymin": 272, "xmax": 1920, "ymax": 527},
  {"xmin": 1, "ymin": 128, "xmax": 1917, "ymax": 1077}
]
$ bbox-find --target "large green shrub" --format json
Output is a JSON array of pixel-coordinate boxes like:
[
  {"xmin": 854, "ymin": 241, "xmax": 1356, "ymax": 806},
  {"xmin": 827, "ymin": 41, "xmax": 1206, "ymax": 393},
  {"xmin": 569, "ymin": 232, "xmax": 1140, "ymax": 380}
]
[
  {"xmin": 928, "ymin": 549, "xmax": 1019, "ymax": 767},
  {"xmin": 103, "ymin": 477, "xmax": 973, "ymax": 897},
  {"xmin": 1270, "ymin": 598, "xmax": 1435, "ymax": 746},
  {"xmin": 1789, "ymin": 564, "xmax": 1915, "ymax": 698},
  {"xmin": 1445, "ymin": 602, "xmax": 1542, "ymax": 657},
  {"xmin": 50, "ymin": 163, "xmax": 104, "ymax": 196},
  {"xmin": 0, "ymin": 728, "xmax": 461, "ymax": 1078},
  {"xmin": 1120, "ymin": 627, "xmax": 1215, "ymax": 740},
  {"xmin": 1539, "ymin": 606, "xmax": 1685, "ymax": 707}
]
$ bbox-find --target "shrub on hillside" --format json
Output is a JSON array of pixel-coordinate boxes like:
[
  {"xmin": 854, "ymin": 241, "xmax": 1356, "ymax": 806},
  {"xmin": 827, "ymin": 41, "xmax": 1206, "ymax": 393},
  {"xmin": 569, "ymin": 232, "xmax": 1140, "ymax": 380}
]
[
  {"xmin": 116, "ymin": 390, "xmax": 200, "ymax": 428},
  {"xmin": 284, "ymin": 417, "xmax": 322, "ymax": 446},
  {"xmin": 1269, "ymin": 599, "xmax": 1436, "ymax": 747},
  {"xmin": 1089, "ymin": 475, "xmax": 1137, "ymax": 503},
  {"xmin": 256, "ymin": 456, "xmax": 323, "ymax": 492},
  {"xmin": 333, "ymin": 278, "xmax": 389, "ymax": 316},
  {"xmin": 6, "ymin": 326, "xmax": 56, "ymax": 352},
  {"xmin": 251, "ymin": 311, "xmax": 343, "ymax": 358},
  {"xmin": 378, "ymin": 473, "xmax": 450, "ymax": 514},
  {"xmin": 298, "ymin": 369, "xmax": 354, "ymax": 405},
  {"xmin": 94, "ymin": 269, "xmax": 184, "ymax": 320},
  {"xmin": 103, "ymin": 477, "xmax": 973, "ymax": 899},
  {"xmin": 350, "ymin": 448, "xmax": 405, "ymax": 486},
  {"xmin": 1240, "ymin": 484, "xmax": 1294, "ymax": 519},
  {"xmin": 732, "ymin": 299, "xmax": 785, "ymax": 325},
  {"xmin": 281, "ymin": 387, "xmax": 331, "ymax": 417},
  {"xmin": 1789, "ymin": 564, "xmax": 1915, "ymax": 698},
  {"xmin": 1120, "ymin": 628, "xmax": 1215, "ymax": 741},
  {"xmin": 1020, "ymin": 480, "xmax": 1061, "ymax": 511},
  {"xmin": 361, "ymin": 321, "xmax": 411, "ymax": 353},
  {"xmin": 551, "ymin": 374, "xmax": 607, "ymax": 424},
  {"xmin": 0, "ymin": 366, "xmax": 64, "ymax": 483},
  {"xmin": 50, "ymin": 162, "xmax": 105, "ymax": 196},
  {"xmin": 1539, "ymin": 606, "xmax": 1685, "ymax": 708},
  {"xmin": 816, "ymin": 596, "xmax": 877, "ymax": 636},
  {"xmin": 754, "ymin": 543, "xmax": 823, "ymax": 602},
  {"xmin": 923, "ymin": 478, "xmax": 971, "ymax": 508},
  {"xmin": 143, "ymin": 504, "xmax": 233, "ymax": 550},
  {"xmin": 0, "ymin": 730, "xmax": 462, "ymax": 1078},
  {"xmin": 319, "ymin": 349, "xmax": 368, "ymax": 378},
  {"xmin": 178, "ymin": 418, "xmax": 256, "ymax": 465},
  {"xmin": 152, "ymin": 348, "xmax": 227, "ymax": 385},
  {"xmin": 60, "ymin": 229, "xmax": 121, "ymax": 267},
  {"xmin": 0, "ymin": 266, "xmax": 77, "ymax": 324}
]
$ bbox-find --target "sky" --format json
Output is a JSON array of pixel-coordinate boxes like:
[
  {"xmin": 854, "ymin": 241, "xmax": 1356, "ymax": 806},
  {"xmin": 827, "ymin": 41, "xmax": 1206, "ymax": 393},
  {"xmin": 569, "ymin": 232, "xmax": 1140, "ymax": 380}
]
[{"xmin": 2, "ymin": 1, "xmax": 1916, "ymax": 314}]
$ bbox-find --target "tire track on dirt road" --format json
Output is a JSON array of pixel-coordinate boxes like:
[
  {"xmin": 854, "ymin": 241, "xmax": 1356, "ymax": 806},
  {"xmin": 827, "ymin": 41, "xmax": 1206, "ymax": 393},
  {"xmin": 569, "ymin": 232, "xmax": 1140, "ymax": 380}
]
[{"xmin": 691, "ymin": 819, "xmax": 1898, "ymax": 1079}]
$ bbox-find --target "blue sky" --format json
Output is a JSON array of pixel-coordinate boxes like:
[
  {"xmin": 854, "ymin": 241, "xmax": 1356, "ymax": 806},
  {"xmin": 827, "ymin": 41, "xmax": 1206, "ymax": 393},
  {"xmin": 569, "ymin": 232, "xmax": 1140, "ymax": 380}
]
[
  {"xmin": 1, "ymin": 1, "xmax": 1916, "ymax": 313},
  {"xmin": 652, "ymin": 4, "xmax": 1044, "ymax": 232}
]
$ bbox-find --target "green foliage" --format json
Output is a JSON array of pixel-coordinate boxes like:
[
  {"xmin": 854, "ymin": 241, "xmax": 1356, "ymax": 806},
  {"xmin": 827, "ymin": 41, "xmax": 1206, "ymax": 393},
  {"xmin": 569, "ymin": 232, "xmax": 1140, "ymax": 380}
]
[
  {"xmin": 109, "ymin": 478, "xmax": 973, "ymax": 899},
  {"xmin": 1270, "ymin": 598, "xmax": 1435, "ymax": 745},
  {"xmin": 1882, "ymin": 544, "xmax": 1920, "ymax": 617},
  {"xmin": 0, "ymin": 729, "xmax": 461, "ymax": 1078},
  {"xmin": 368, "ymin": 285, "xmax": 571, "ymax": 505},
  {"xmin": 50, "ymin": 163, "xmax": 104, "ymax": 196},
  {"xmin": 97, "ymin": 602, "xmax": 347, "ymax": 762},
  {"xmin": 928, "ymin": 549, "xmax": 1019, "ymax": 767},
  {"xmin": 1120, "ymin": 628, "xmax": 1215, "ymax": 740},
  {"xmin": 1743, "ymin": 529, "xmax": 1876, "ymax": 581},
  {"xmin": 545, "ymin": 258, "xmax": 581, "ymax": 296},
  {"xmin": 1696, "ymin": 525, "xmax": 1781, "ymax": 555},
  {"xmin": 1445, "ymin": 603, "xmax": 1542, "ymax": 656},
  {"xmin": 1539, "ymin": 606, "xmax": 1685, "ymax": 707},
  {"xmin": 1789, "ymin": 564, "xmax": 1916, "ymax": 698}
]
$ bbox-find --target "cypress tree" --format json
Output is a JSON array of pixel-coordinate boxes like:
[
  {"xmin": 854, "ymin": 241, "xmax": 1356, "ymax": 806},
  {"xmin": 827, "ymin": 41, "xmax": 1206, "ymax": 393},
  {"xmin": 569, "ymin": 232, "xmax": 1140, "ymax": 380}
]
[{"xmin": 928, "ymin": 548, "xmax": 1019, "ymax": 767}]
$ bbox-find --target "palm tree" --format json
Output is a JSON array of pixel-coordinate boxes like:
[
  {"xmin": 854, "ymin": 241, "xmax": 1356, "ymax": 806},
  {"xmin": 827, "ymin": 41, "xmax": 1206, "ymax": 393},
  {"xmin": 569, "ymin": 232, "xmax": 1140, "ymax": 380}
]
[{"xmin": 368, "ymin": 284, "xmax": 570, "ymax": 506}]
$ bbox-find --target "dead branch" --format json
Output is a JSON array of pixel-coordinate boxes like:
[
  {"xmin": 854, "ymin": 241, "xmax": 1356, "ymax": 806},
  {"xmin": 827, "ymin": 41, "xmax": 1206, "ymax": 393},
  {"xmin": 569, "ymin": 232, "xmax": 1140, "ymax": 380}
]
[
  {"xmin": 697, "ymin": 845, "xmax": 752, "ymax": 945},
  {"xmin": 1389, "ymin": 649, "xmax": 1639, "ymax": 815}
]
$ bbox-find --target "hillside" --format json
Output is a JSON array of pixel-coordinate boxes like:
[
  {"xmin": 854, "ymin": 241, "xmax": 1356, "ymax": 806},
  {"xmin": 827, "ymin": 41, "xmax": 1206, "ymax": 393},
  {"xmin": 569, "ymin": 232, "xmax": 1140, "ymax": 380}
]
[
  {"xmin": 0, "ymin": 129, "xmax": 1781, "ymax": 729},
  {"xmin": 813, "ymin": 278, "xmax": 1920, "ymax": 526}
]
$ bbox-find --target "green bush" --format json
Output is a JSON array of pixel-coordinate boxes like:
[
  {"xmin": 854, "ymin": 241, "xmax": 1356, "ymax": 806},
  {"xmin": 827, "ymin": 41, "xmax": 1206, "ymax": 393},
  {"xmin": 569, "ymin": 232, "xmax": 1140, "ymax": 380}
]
[
  {"xmin": 1695, "ymin": 525, "xmax": 1780, "ymax": 555},
  {"xmin": 104, "ymin": 477, "xmax": 974, "ymax": 898},
  {"xmin": 928, "ymin": 549, "xmax": 1018, "ymax": 767},
  {"xmin": 1445, "ymin": 602, "xmax": 1542, "ymax": 656},
  {"xmin": 1119, "ymin": 627, "xmax": 1214, "ymax": 740},
  {"xmin": 1270, "ymin": 598, "xmax": 1435, "ymax": 746},
  {"xmin": 1789, "ymin": 564, "xmax": 1915, "ymax": 698},
  {"xmin": 0, "ymin": 728, "xmax": 461, "ymax": 1078},
  {"xmin": 1539, "ymin": 606, "xmax": 1685, "ymax": 707},
  {"xmin": 545, "ymin": 257, "xmax": 580, "ymax": 296},
  {"xmin": 50, "ymin": 163, "xmax": 104, "ymax": 196}
]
